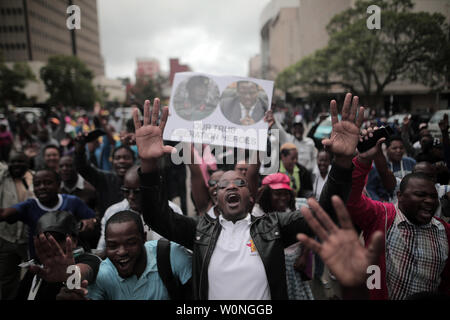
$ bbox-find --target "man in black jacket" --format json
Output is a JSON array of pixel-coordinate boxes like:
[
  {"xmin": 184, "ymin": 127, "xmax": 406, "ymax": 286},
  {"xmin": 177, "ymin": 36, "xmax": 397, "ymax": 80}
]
[{"xmin": 134, "ymin": 95, "xmax": 362, "ymax": 300}]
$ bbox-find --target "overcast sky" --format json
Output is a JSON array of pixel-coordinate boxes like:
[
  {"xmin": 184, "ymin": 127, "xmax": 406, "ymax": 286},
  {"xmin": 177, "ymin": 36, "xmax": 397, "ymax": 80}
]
[{"xmin": 97, "ymin": 0, "xmax": 271, "ymax": 81}]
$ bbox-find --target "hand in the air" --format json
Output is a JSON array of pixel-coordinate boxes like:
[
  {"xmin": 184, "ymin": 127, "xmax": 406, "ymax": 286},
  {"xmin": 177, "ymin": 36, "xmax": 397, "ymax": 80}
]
[
  {"xmin": 322, "ymin": 93, "xmax": 365, "ymax": 158},
  {"xmin": 133, "ymin": 98, "xmax": 175, "ymax": 161},
  {"xmin": 30, "ymin": 233, "xmax": 75, "ymax": 283}
]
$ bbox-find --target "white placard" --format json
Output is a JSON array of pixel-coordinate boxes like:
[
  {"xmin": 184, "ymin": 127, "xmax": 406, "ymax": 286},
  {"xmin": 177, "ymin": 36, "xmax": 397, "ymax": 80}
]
[{"xmin": 163, "ymin": 72, "xmax": 274, "ymax": 151}]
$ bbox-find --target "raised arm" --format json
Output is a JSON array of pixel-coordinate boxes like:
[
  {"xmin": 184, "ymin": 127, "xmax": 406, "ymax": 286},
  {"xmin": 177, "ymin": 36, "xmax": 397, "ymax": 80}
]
[
  {"xmin": 317, "ymin": 93, "xmax": 365, "ymax": 223},
  {"xmin": 135, "ymin": 99, "xmax": 197, "ymax": 250},
  {"xmin": 73, "ymin": 133, "xmax": 108, "ymax": 190},
  {"xmin": 188, "ymin": 144, "xmax": 212, "ymax": 215},
  {"xmin": 362, "ymin": 126, "xmax": 397, "ymax": 196}
]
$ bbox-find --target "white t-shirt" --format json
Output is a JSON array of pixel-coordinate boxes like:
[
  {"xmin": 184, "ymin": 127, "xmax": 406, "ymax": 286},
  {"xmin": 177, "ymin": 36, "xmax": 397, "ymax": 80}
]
[
  {"xmin": 207, "ymin": 214, "xmax": 271, "ymax": 300},
  {"xmin": 96, "ymin": 199, "xmax": 183, "ymax": 251}
]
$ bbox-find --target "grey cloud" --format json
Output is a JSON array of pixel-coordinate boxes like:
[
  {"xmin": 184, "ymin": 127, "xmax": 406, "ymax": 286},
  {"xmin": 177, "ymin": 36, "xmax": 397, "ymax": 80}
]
[{"xmin": 96, "ymin": 0, "xmax": 270, "ymax": 79}]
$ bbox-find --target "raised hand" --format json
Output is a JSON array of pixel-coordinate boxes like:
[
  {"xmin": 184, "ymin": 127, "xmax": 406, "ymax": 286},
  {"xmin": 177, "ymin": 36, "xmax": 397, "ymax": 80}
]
[
  {"xmin": 322, "ymin": 93, "xmax": 365, "ymax": 158},
  {"xmin": 30, "ymin": 233, "xmax": 75, "ymax": 283},
  {"xmin": 73, "ymin": 132, "xmax": 88, "ymax": 154},
  {"xmin": 357, "ymin": 126, "xmax": 386, "ymax": 164},
  {"xmin": 297, "ymin": 196, "xmax": 383, "ymax": 288},
  {"xmin": 133, "ymin": 99, "xmax": 174, "ymax": 164}
]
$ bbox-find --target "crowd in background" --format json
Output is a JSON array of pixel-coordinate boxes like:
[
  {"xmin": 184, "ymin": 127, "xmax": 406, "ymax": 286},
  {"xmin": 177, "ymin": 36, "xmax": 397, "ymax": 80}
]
[{"xmin": 0, "ymin": 94, "xmax": 449, "ymax": 300}]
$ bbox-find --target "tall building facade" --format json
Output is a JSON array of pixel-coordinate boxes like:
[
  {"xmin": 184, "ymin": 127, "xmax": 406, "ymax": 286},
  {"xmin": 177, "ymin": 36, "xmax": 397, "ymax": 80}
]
[
  {"xmin": 0, "ymin": 0, "xmax": 104, "ymax": 76},
  {"xmin": 169, "ymin": 58, "xmax": 191, "ymax": 85},
  {"xmin": 258, "ymin": 0, "xmax": 450, "ymax": 112}
]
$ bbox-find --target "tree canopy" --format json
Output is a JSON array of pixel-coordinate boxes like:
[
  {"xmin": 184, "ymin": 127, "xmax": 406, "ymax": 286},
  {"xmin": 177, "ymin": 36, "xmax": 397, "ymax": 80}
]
[
  {"xmin": 0, "ymin": 53, "xmax": 36, "ymax": 108},
  {"xmin": 40, "ymin": 55, "xmax": 97, "ymax": 108},
  {"xmin": 276, "ymin": 0, "xmax": 450, "ymax": 106}
]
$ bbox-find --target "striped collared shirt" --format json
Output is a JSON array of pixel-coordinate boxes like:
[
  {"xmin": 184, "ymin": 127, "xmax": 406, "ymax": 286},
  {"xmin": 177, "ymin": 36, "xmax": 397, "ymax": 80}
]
[{"xmin": 386, "ymin": 206, "xmax": 448, "ymax": 299}]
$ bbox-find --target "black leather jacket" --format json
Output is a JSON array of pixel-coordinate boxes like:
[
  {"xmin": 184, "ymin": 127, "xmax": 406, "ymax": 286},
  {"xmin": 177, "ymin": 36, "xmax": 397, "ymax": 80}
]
[{"xmin": 139, "ymin": 163, "xmax": 353, "ymax": 300}]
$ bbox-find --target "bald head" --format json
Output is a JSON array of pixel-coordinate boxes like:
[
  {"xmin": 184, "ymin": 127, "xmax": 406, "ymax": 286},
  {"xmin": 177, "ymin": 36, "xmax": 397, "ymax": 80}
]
[{"xmin": 413, "ymin": 161, "xmax": 436, "ymax": 183}]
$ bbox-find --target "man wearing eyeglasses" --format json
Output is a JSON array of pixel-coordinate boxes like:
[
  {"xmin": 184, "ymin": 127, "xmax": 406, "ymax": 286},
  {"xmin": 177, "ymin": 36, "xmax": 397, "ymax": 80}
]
[
  {"xmin": 133, "ymin": 97, "xmax": 360, "ymax": 300},
  {"xmin": 95, "ymin": 165, "xmax": 183, "ymax": 256}
]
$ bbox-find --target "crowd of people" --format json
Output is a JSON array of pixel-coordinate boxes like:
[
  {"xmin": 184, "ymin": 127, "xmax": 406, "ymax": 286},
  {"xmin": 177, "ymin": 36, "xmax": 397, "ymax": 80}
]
[{"xmin": 0, "ymin": 93, "xmax": 449, "ymax": 300}]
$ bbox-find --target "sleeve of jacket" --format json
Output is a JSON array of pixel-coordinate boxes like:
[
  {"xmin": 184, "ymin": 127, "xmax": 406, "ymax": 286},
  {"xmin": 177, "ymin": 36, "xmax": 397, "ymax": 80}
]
[
  {"xmin": 74, "ymin": 149, "xmax": 107, "ymax": 190},
  {"xmin": 139, "ymin": 169, "xmax": 197, "ymax": 251},
  {"xmin": 318, "ymin": 161, "xmax": 354, "ymax": 224},
  {"xmin": 346, "ymin": 157, "xmax": 387, "ymax": 231},
  {"xmin": 298, "ymin": 164, "xmax": 314, "ymax": 198}
]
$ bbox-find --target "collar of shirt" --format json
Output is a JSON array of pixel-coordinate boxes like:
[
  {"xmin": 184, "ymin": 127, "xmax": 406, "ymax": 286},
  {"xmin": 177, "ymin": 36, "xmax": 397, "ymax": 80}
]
[
  {"xmin": 240, "ymin": 103, "xmax": 256, "ymax": 119},
  {"xmin": 394, "ymin": 204, "xmax": 442, "ymax": 230},
  {"xmin": 218, "ymin": 213, "xmax": 251, "ymax": 229},
  {"xmin": 34, "ymin": 194, "xmax": 63, "ymax": 211},
  {"xmin": 207, "ymin": 206, "xmax": 216, "ymax": 219},
  {"xmin": 61, "ymin": 174, "xmax": 85, "ymax": 193}
]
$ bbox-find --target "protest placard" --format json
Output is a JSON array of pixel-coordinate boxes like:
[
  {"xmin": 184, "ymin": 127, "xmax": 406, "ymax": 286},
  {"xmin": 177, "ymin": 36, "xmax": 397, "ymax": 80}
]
[{"xmin": 163, "ymin": 72, "xmax": 274, "ymax": 151}]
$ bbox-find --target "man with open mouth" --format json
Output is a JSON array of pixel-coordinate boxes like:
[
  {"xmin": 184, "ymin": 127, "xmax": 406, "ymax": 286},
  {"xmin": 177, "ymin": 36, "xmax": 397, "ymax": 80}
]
[
  {"xmin": 57, "ymin": 210, "xmax": 192, "ymax": 300},
  {"xmin": 133, "ymin": 96, "xmax": 358, "ymax": 300}
]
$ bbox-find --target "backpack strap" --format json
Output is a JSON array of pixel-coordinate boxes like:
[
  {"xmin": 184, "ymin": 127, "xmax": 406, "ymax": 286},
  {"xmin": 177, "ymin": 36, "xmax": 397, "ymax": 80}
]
[{"xmin": 157, "ymin": 238, "xmax": 181, "ymax": 300}]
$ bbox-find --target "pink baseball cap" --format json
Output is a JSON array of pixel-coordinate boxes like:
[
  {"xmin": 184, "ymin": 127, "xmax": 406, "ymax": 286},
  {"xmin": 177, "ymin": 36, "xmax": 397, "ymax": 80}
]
[{"xmin": 262, "ymin": 173, "xmax": 292, "ymax": 191}]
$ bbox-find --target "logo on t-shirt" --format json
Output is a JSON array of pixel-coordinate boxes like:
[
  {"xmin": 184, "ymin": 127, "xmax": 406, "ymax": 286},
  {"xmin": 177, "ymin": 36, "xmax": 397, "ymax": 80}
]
[{"xmin": 246, "ymin": 240, "xmax": 257, "ymax": 255}]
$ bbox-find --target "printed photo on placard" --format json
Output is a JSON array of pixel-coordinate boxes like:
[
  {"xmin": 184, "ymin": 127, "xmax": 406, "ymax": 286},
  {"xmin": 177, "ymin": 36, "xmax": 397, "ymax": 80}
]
[
  {"xmin": 164, "ymin": 72, "xmax": 274, "ymax": 151},
  {"xmin": 172, "ymin": 75, "xmax": 220, "ymax": 121},
  {"xmin": 219, "ymin": 81, "xmax": 269, "ymax": 126}
]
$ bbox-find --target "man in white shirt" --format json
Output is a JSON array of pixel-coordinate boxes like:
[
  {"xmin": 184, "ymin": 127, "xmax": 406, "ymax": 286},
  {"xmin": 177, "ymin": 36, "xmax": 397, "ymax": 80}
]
[{"xmin": 134, "ymin": 98, "xmax": 355, "ymax": 300}]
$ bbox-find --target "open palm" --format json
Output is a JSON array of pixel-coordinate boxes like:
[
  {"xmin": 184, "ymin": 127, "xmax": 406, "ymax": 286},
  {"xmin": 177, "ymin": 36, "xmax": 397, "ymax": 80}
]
[
  {"xmin": 322, "ymin": 94, "xmax": 365, "ymax": 158},
  {"xmin": 133, "ymin": 99, "xmax": 174, "ymax": 161},
  {"xmin": 30, "ymin": 234, "xmax": 75, "ymax": 283},
  {"xmin": 297, "ymin": 196, "xmax": 383, "ymax": 288}
]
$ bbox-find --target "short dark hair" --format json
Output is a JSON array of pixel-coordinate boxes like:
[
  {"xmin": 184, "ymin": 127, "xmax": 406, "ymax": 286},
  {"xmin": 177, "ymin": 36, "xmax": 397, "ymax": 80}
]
[
  {"xmin": 237, "ymin": 81, "xmax": 257, "ymax": 90},
  {"xmin": 186, "ymin": 75, "xmax": 209, "ymax": 92},
  {"xmin": 385, "ymin": 135, "xmax": 403, "ymax": 148},
  {"xmin": 43, "ymin": 144, "xmax": 61, "ymax": 157},
  {"xmin": 35, "ymin": 168, "xmax": 61, "ymax": 184},
  {"xmin": 112, "ymin": 145, "xmax": 135, "ymax": 161},
  {"xmin": 105, "ymin": 210, "xmax": 144, "ymax": 239},
  {"xmin": 399, "ymin": 172, "xmax": 435, "ymax": 193},
  {"xmin": 280, "ymin": 148, "xmax": 294, "ymax": 157}
]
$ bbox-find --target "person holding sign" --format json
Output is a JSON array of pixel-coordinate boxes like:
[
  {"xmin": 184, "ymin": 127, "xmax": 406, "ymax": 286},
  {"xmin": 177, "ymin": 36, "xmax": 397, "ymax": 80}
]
[
  {"xmin": 133, "ymin": 96, "xmax": 359, "ymax": 300},
  {"xmin": 220, "ymin": 81, "xmax": 268, "ymax": 126}
]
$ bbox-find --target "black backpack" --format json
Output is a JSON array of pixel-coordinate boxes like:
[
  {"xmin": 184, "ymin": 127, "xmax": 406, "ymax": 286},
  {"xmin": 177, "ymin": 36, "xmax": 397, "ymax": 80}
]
[{"xmin": 156, "ymin": 238, "xmax": 183, "ymax": 300}]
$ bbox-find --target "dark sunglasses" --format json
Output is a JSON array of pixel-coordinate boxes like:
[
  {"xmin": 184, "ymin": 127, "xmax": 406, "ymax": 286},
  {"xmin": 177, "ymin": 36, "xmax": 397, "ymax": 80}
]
[
  {"xmin": 217, "ymin": 179, "xmax": 247, "ymax": 189},
  {"xmin": 208, "ymin": 179, "xmax": 219, "ymax": 187},
  {"xmin": 121, "ymin": 187, "xmax": 141, "ymax": 196}
]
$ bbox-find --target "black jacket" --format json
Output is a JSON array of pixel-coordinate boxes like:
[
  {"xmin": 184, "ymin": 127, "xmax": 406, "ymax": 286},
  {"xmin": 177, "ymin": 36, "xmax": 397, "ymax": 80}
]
[
  {"xmin": 139, "ymin": 162, "xmax": 353, "ymax": 300},
  {"xmin": 74, "ymin": 150, "xmax": 124, "ymax": 217}
]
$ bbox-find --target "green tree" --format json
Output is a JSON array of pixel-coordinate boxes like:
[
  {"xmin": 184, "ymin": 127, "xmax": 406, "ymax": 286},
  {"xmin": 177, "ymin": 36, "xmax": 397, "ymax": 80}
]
[
  {"xmin": 40, "ymin": 55, "xmax": 97, "ymax": 108},
  {"xmin": 276, "ymin": 0, "xmax": 450, "ymax": 108},
  {"xmin": 0, "ymin": 53, "xmax": 36, "ymax": 108}
]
